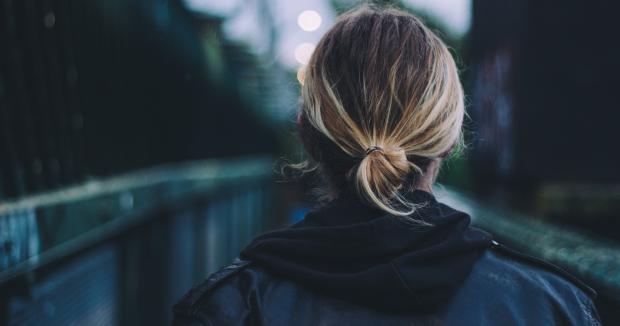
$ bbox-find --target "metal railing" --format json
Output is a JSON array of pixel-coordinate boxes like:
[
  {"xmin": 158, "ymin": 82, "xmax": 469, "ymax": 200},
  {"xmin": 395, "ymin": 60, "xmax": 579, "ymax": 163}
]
[
  {"xmin": 436, "ymin": 186, "xmax": 620, "ymax": 310},
  {"xmin": 0, "ymin": 157, "xmax": 277, "ymax": 325}
]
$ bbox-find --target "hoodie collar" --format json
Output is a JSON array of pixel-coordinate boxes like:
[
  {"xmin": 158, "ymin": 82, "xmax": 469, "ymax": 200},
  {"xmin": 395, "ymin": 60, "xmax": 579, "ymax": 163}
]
[{"xmin": 241, "ymin": 190, "xmax": 493, "ymax": 312}]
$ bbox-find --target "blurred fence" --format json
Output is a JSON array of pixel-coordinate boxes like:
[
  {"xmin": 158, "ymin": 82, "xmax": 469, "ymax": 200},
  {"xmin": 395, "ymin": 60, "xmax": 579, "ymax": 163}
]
[
  {"xmin": 437, "ymin": 186, "xmax": 620, "ymax": 324},
  {"xmin": 0, "ymin": 157, "xmax": 276, "ymax": 325}
]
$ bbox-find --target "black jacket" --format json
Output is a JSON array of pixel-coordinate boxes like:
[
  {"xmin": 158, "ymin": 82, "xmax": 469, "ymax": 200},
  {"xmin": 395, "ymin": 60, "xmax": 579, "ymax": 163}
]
[{"xmin": 173, "ymin": 190, "xmax": 601, "ymax": 325}]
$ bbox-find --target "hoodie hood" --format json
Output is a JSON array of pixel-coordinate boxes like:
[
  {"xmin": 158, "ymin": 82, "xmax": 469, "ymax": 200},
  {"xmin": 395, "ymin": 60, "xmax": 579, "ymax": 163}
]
[{"xmin": 240, "ymin": 190, "xmax": 493, "ymax": 312}]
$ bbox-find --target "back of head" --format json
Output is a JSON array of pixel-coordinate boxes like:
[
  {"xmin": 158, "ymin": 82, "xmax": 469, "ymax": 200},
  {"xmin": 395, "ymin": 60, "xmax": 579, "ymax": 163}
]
[{"xmin": 298, "ymin": 5, "xmax": 464, "ymax": 216}]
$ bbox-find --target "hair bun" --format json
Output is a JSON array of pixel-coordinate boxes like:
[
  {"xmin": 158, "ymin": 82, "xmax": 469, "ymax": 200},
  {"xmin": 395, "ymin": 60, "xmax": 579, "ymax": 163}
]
[{"xmin": 355, "ymin": 145, "xmax": 412, "ymax": 215}]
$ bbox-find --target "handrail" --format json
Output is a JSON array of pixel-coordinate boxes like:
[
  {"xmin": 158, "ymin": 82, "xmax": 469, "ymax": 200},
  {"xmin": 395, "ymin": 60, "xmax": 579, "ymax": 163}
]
[
  {"xmin": 436, "ymin": 185, "xmax": 620, "ymax": 298},
  {"xmin": 0, "ymin": 156, "xmax": 273, "ymax": 213},
  {"xmin": 0, "ymin": 156, "xmax": 274, "ymax": 284}
]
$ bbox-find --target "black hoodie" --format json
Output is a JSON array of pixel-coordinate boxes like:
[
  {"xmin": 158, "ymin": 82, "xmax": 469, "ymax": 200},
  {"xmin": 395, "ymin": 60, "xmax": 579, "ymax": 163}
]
[{"xmin": 240, "ymin": 190, "xmax": 493, "ymax": 312}]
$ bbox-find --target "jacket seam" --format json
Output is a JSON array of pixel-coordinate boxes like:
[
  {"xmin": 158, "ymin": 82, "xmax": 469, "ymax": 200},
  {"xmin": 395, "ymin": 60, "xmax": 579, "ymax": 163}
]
[
  {"xmin": 173, "ymin": 259, "xmax": 254, "ymax": 323},
  {"xmin": 491, "ymin": 243, "xmax": 597, "ymax": 299},
  {"xmin": 390, "ymin": 260, "xmax": 416, "ymax": 296}
]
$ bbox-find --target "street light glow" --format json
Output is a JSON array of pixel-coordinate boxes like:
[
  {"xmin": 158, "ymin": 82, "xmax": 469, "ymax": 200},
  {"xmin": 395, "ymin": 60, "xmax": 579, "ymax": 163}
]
[
  {"xmin": 294, "ymin": 43, "xmax": 315, "ymax": 65},
  {"xmin": 297, "ymin": 10, "xmax": 322, "ymax": 31}
]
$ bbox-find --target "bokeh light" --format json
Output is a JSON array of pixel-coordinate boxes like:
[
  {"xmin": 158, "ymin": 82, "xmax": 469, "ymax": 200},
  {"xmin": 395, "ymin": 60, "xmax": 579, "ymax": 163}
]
[
  {"xmin": 297, "ymin": 10, "xmax": 322, "ymax": 32},
  {"xmin": 294, "ymin": 43, "xmax": 315, "ymax": 65}
]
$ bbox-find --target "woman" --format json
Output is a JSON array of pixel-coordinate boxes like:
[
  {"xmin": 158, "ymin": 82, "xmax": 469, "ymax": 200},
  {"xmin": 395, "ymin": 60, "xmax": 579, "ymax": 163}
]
[{"xmin": 174, "ymin": 5, "xmax": 601, "ymax": 325}]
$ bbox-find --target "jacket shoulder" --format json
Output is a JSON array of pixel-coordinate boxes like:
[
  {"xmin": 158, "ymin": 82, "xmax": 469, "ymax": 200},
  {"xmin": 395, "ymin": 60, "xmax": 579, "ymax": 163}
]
[
  {"xmin": 172, "ymin": 258, "xmax": 252, "ymax": 324},
  {"xmin": 450, "ymin": 241, "xmax": 601, "ymax": 325},
  {"xmin": 489, "ymin": 241, "xmax": 597, "ymax": 299}
]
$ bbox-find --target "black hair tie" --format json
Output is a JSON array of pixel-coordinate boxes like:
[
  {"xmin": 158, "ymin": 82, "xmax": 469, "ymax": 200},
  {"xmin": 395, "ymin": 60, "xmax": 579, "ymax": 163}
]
[{"xmin": 365, "ymin": 146, "xmax": 383, "ymax": 156}]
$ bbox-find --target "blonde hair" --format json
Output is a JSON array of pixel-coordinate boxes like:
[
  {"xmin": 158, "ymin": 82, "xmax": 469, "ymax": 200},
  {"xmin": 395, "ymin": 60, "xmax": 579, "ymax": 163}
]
[{"xmin": 298, "ymin": 5, "xmax": 464, "ymax": 216}]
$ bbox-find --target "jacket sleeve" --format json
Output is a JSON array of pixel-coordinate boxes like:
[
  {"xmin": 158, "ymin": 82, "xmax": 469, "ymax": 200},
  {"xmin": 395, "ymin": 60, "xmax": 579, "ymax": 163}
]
[{"xmin": 172, "ymin": 259, "xmax": 257, "ymax": 326}]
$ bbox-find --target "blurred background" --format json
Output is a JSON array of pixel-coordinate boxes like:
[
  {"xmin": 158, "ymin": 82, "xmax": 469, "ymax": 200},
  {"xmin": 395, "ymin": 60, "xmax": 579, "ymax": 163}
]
[{"xmin": 0, "ymin": 0, "xmax": 619, "ymax": 324}]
